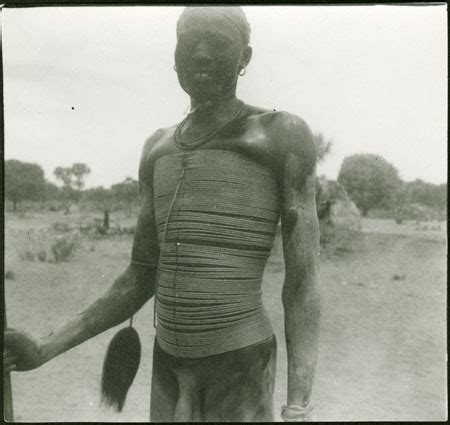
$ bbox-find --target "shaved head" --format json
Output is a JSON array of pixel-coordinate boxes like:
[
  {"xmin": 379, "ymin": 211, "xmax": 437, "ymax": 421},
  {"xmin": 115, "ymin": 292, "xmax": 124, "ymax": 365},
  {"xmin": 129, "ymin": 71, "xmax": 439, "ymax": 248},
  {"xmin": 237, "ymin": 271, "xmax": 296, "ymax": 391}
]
[
  {"xmin": 174, "ymin": 6, "xmax": 253, "ymax": 103},
  {"xmin": 177, "ymin": 6, "xmax": 251, "ymax": 46}
]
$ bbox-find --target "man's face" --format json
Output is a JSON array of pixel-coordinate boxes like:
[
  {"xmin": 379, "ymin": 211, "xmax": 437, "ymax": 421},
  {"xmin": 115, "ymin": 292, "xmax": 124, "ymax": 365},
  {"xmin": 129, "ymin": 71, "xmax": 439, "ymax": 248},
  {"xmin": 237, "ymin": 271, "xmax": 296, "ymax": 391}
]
[{"xmin": 175, "ymin": 11, "xmax": 247, "ymax": 101}]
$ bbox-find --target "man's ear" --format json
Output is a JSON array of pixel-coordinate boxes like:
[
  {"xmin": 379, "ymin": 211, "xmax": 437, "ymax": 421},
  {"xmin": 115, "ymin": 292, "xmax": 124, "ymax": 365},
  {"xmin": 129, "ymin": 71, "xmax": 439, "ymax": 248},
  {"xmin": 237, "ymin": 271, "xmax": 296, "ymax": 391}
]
[{"xmin": 241, "ymin": 45, "xmax": 253, "ymax": 67}]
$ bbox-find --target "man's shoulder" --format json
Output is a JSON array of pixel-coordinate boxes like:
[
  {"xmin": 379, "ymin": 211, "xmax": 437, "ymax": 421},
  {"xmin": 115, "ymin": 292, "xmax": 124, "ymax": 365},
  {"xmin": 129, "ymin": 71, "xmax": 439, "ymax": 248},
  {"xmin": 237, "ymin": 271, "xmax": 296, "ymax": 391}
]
[
  {"xmin": 139, "ymin": 125, "xmax": 177, "ymax": 182},
  {"xmin": 247, "ymin": 107, "xmax": 316, "ymax": 163},
  {"xmin": 142, "ymin": 125, "xmax": 177, "ymax": 156}
]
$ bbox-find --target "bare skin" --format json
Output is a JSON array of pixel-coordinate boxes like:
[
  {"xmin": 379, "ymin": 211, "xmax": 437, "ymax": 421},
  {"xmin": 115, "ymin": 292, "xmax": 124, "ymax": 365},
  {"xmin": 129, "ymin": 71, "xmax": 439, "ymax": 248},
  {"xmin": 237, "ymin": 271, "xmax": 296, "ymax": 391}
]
[{"xmin": 4, "ymin": 8, "xmax": 320, "ymax": 421}]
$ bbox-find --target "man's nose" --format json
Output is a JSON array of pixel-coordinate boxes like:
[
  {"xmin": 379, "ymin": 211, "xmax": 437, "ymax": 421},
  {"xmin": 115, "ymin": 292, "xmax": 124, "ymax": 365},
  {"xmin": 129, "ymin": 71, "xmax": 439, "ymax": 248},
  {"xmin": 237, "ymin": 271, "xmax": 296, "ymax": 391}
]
[{"xmin": 191, "ymin": 39, "xmax": 212, "ymax": 63}]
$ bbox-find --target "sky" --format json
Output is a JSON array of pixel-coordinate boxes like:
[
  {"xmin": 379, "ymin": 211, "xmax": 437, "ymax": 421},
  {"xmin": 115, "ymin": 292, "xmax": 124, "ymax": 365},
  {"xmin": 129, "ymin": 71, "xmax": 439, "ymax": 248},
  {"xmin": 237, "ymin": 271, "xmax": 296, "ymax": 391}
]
[{"xmin": 2, "ymin": 5, "xmax": 447, "ymax": 188}]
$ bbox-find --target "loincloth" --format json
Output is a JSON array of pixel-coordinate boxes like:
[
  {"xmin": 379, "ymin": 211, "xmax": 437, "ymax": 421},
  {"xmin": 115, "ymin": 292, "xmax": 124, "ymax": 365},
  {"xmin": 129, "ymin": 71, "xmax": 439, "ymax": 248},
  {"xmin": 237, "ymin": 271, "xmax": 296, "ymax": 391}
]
[{"xmin": 150, "ymin": 334, "xmax": 277, "ymax": 422}]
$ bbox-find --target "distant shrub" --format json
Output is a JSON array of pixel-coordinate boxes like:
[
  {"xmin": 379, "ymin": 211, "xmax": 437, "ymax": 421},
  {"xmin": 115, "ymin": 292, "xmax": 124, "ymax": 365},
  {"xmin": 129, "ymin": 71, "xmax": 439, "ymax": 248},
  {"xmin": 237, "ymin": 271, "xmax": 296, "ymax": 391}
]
[
  {"xmin": 52, "ymin": 222, "xmax": 72, "ymax": 233},
  {"xmin": 122, "ymin": 226, "xmax": 136, "ymax": 235},
  {"xmin": 320, "ymin": 227, "xmax": 360, "ymax": 257},
  {"xmin": 52, "ymin": 235, "xmax": 77, "ymax": 262},
  {"xmin": 5, "ymin": 270, "xmax": 15, "ymax": 280},
  {"xmin": 79, "ymin": 218, "xmax": 134, "ymax": 238},
  {"xmin": 367, "ymin": 209, "xmax": 395, "ymax": 220},
  {"xmin": 20, "ymin": 250, "xmax": 36, "ymax": 262},
  {"xmin": 394, "ymin": 203, "xmax": 438, "ymax": 223},
  {"xmin": 37, "ymin": 250, "xmax": 47, "ymax": 262},
  {"xmin": 96, "ymin": 224, "xmax": 108, "ymax": 235}
]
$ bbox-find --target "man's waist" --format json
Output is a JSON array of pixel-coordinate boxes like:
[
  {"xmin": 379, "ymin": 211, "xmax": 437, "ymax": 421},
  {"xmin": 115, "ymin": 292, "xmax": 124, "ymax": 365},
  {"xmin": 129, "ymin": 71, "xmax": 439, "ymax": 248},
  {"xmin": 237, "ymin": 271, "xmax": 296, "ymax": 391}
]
[
  {"xmin": 156, "ymin": 295, "xmax": 264, "ymax": 320},
  {"xmin": 156, "ymin": 307, "xmax": 273, "ymax": 358}
]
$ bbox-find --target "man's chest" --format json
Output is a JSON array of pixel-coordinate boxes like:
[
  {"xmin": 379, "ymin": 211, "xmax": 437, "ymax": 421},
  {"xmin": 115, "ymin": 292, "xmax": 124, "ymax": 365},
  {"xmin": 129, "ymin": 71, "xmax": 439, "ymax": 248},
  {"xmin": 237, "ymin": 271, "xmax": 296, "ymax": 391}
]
[{"xmin": 147, "ymin": 113, "xmax": 286, "ymax": 180}]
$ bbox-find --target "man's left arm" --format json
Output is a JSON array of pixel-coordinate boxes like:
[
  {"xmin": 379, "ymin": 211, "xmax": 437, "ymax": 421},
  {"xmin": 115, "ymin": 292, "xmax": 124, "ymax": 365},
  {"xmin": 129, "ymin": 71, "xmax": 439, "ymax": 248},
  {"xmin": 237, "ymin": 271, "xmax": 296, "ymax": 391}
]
[{"xmin": 279, "ymin": 116, "xmax": 321, "ymax": 421}]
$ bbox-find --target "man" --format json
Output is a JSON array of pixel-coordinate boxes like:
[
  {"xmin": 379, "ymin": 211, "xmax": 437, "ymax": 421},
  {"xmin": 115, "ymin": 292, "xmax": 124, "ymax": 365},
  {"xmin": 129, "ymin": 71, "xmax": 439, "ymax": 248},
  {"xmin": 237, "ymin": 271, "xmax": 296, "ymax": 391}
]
[{"xmin": 4, "ymin": 6, "xmax": 321, "ymax": 422}]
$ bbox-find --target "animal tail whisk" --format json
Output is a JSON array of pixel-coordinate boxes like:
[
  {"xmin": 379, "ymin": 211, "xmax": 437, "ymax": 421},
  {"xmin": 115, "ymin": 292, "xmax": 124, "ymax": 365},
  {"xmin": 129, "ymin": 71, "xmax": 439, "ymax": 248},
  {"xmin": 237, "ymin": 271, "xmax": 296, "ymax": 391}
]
[{"xmin": 100, "ymin": 319, "xmax": 141, "ymax": 412}]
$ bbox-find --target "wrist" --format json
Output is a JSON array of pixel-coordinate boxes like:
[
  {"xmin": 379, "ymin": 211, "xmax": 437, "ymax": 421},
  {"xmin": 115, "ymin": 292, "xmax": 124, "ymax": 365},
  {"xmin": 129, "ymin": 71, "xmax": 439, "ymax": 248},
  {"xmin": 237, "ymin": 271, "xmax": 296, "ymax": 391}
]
[{"xmin": 281, "ymin": 403, "xmax": 313, "ymax": 422}]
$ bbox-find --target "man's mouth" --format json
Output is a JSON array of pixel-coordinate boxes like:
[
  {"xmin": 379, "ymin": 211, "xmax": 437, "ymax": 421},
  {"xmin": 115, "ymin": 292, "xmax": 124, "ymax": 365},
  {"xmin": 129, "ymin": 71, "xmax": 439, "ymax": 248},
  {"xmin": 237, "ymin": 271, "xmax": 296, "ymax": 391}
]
[{"xmin": 194, "ymin": 70, "xmax": 213, "ymax": 80}]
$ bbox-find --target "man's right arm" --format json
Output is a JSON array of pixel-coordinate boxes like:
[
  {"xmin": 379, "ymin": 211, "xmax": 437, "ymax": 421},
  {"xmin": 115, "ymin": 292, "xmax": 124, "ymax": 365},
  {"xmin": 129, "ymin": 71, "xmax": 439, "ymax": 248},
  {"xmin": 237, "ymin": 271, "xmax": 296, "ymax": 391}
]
[
  {"xmin": 4, "ymin": 135, "xmax": 161, "ymax": 372},
  {"xmin": 38, "ymin": 176, "xmax": 159, "ymax": 364}
]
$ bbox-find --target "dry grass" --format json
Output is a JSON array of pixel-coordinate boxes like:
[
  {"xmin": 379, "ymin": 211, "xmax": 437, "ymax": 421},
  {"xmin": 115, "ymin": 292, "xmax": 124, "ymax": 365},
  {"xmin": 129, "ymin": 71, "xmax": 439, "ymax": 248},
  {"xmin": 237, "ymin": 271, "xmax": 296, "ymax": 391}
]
[{"xmin": 4, "ymin": 211, "xmax": 447, "ymax": 422}]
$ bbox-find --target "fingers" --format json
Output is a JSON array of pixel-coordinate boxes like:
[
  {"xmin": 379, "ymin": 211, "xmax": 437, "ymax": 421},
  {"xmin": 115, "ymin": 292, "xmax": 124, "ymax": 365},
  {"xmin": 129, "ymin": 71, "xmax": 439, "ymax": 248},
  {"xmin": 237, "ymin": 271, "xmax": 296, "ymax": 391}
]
[
  {"xmin": 3, "ymin": 349, "xmax": 17, "ymax": 373},
  {"xmin": 3, "ymin": 350, "xmax": 17, "ymax": 371},
  {"xmin": 4, "ymin": 330, "xmax": 20, "ymax": 349},
  {"xmin": 5, "ymin": 328, "xmax": 35, "ymax": 351},
  {"xmin": 4, "ymin": 351, "xmax": 15, "ymax": 362},
  {"xmin": 3, "ymin": 329, "xmax": 42, "ymax": 372},
  {"xmin": 4, "ymin": 364, "xmax": 17, "ymax": 374}
]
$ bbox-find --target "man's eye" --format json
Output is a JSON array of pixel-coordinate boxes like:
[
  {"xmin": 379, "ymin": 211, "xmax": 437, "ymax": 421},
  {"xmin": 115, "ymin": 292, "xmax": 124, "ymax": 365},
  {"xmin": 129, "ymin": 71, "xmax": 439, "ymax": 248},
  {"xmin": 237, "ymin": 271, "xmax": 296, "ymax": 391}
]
[{"xmin": 177, "ymin": 33, "xmax": 231, "ymax": 54}]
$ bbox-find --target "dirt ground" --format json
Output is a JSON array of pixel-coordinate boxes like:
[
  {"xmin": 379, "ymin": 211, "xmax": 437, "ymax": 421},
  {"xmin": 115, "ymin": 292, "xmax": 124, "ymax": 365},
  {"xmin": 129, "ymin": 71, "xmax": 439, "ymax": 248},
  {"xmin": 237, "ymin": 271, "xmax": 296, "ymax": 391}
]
[{"xmin": 4, "ymin": 212, "xmax": 447, "ymax": 422}]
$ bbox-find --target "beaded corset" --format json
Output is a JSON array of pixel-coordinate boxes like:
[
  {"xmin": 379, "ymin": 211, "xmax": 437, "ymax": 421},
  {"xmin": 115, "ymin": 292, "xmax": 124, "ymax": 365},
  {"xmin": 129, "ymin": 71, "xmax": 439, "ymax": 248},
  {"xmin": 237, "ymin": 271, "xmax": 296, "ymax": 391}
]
[{"xmin": 153, "ymin": 150, "xmax": 281, "ymax": 358}]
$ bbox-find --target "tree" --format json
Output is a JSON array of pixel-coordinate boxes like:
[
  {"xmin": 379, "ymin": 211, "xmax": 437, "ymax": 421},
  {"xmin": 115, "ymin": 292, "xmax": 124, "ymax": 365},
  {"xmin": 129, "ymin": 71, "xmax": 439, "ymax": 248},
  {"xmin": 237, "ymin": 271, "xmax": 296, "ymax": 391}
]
[
  {"xmin": 71, "ymin": 163, "xmax": 91, "ymax": 191},
  {"xmin": 405, "ymin": 179, "xmax": 447, "ymax": 211},
  {"xmin": 54, "ymin": 163, "xmax": 90, "ymax": 208},
  {"xmin": 54, "ymin": 166, "xmax": 76, "ymax": 211},
  {"xmin": 337, "ymin": 154, "xmax": 402, "ymax": 216},
  {"xmin": 53, "ymin": 163, "xmax": 90, "ymax": 191},
  {"xmin": 394, "ymin": 179, "xmax": 447, "ymax": 222},
  {"xmin": 111, "ymin": 177, "xmax": 139, "ymax": 215},
  {"xmin": 314, "ymin": 133, "xmax": 332, "ymax": 163},
  {"xmin": 5, "ymin": 160, "xmax": 46, "ymax": 211},
  {"xmin": 40, "ymin": 181, "xmax": 62, "ymax": 210},
  {"xmin": 435, "ymin": 183, "xmax": 447, "ymax": 212},
  {"xmin": 53, "ymin": 166, "xmax": 73, "ymax": 188},
  {"xmin": 42, "ymin": 181, "xmax": 61, "ymax": 200}
]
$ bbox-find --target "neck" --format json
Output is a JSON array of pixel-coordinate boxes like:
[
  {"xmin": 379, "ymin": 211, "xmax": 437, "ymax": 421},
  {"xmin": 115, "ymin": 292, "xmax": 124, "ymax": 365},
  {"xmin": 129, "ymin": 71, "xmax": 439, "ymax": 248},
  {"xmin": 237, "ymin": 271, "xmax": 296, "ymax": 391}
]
[
  {"xmin": 189, "ymin": 94, "xmax": 238, "ymax": 115},
  {"xmin": 175, "ymin": 94, "xmax": 244, "ymax": 147}
]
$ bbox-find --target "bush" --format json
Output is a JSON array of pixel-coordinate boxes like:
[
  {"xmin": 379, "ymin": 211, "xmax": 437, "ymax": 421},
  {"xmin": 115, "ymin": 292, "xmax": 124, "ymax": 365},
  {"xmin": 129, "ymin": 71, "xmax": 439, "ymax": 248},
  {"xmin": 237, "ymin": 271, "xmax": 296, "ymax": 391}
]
[
  {"xmin": 367, "ymin": 209, "xmax": 396, "ymax": 219},
  {"xmin": 394, "ymin": 203, "xmax": 438, "ymax": 223},
  {"xmin": 338, "ymin": 154, "xmax": 402, "ymax": 216},
  {"xmin": 122, "ymin": 226, "xmax": 136, "ymax": 235},
  {"xmin": 51, "ymin": 234, "xmax": 77, "ymax": 262},
  {"xmin": 20, "ymin": 250, "xmax": 36, "ymax": 262},
  {"xmin": 52, "ymin": 222, "xmax": 72, "ymax": 233},
  {"xmin": 37, "ymin": 250, "xmax": 47, "ymax": 262}
]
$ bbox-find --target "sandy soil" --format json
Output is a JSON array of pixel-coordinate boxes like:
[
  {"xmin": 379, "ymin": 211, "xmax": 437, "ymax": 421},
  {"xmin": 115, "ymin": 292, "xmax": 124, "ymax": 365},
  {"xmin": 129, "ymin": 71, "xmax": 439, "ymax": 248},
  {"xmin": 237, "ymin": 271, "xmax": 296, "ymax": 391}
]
[{"xmin": 4, "ymin": 212, "xmax": 447, "ymax": 422}]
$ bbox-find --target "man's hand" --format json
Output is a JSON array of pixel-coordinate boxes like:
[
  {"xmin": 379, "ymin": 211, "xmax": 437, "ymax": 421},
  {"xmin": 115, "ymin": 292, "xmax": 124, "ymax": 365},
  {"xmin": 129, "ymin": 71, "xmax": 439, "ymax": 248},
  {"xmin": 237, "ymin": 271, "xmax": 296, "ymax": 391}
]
[{"xmin": 4, "ymin": 329, "xmax": 46, "ymax": 373}]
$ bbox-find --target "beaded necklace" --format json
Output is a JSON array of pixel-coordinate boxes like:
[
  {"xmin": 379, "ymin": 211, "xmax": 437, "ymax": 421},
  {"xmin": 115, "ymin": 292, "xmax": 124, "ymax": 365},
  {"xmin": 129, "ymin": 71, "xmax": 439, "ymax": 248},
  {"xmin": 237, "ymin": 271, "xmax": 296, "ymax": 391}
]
[{"xmin": 174, "ymin": 100, "xmax": 245, "ymax": 150}]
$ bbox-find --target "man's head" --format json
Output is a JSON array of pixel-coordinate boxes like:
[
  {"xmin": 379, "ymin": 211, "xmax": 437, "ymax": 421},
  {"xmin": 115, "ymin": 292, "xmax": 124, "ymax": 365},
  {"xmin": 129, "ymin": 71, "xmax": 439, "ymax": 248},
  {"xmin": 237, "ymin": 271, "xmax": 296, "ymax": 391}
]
[{"xmin": 175, "ymin": 7, "xmax": 252, "ymax": 102}]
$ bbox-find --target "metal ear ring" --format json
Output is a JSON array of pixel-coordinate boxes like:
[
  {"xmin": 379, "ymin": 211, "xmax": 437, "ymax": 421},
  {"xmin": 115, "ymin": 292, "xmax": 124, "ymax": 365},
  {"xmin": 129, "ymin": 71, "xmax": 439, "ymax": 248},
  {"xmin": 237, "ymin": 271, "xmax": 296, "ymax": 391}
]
[{"xmin": 238, "ymin": 66, "xmax": 246, "ymax": 77}]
